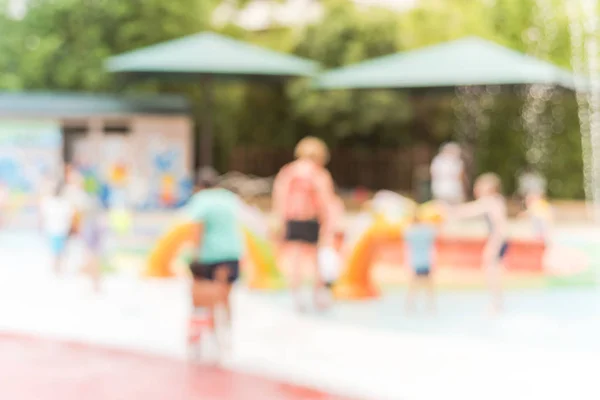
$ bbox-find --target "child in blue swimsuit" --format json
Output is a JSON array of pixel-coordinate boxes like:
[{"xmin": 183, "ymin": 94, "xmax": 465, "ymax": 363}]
[
  {"xmin": 448, "ymin": 173, "xmax": 508, "ymax": 314},
  {"xmin": 404, "ymin": 209, "xmax": 439, "ymax": 314}
]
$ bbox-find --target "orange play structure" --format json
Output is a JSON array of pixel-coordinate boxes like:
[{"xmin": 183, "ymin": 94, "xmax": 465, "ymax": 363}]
[{"xmin": 333, "ymin": 215, "xmax": 405, "ymax": 300}]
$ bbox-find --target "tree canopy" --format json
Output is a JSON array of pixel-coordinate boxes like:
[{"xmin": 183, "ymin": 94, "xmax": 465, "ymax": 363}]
[{"xmin": 0, "ymin": 0, "xmax": 590, "ymax": 197}]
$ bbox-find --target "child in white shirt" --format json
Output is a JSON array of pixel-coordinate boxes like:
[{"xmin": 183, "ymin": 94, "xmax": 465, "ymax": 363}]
[{"xmin": 40, "ymin": 182, "xmax": 75, "ymax": 275}]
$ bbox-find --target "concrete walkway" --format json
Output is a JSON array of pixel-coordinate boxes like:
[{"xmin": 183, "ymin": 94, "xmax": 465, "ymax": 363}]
[{"xmin": 0, "ymin": 231, "xmax": 599, "ymax": 400}]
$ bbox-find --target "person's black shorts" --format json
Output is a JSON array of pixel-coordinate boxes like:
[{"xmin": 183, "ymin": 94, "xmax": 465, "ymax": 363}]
[
  {"xmin": 414, "ymin": 266, "xmax": 431, "ymax": 277},
  {"xmin": 285, "ymin": 219, "xmax": 320, "ymax": 244},
  {"xmin": 189, "ymin": 260, "xmax": 240, "ymax": 284},
  {"xmin": 498, "ymin": 242, "xmax": 510, "ymax": 260}
]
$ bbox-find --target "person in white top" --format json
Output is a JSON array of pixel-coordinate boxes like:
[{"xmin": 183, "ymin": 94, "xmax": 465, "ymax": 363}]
[
  {"xmin": 430, "ymin": 142, "xmax": 466, "ymax": 205},
  {"xmin": 40, "ymin": 181, "xmax": 75, "ymax": 275}
]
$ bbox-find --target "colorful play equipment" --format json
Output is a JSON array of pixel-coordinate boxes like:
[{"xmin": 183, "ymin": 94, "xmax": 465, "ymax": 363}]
[
  {"xmin": 529, "ymin": 198, "xmax": 552, "ymax": 219},
  {"xmin": 145, "ymin": 203, "xmax": 285, "ymax": 290},
  {"xmin": 333, "ymin": 191, "xmax": 415, "ymax": 300},
  {"xmin": 416, "ymin": 200, "xmax": 445, "ymax": 223},
  {"xmin": 435, "ymin": 237, "xmax": 545, "ymax": 272},
  {"xmin": 242, "ymin": 226, "xmax": 286, "ymax": 289},
  {"xmin": 332, "ymin": 194, "xmax": 558, "ymax": 299},
  {"xmin": 109, "ymin": 207, "xmax": 133, "ymax": 235},
  {"xmin": 146, "ymin": 222, "xmax": 195, "ymax": 278},
  {"xmin": 145, "ymin": 190, "xmax": 576, "ymax": 298}
]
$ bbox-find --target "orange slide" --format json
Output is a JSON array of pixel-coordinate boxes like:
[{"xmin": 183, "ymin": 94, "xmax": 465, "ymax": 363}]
[{"xmin": 333, "ymin": 215, "xmax": 405, "ymax": 300}]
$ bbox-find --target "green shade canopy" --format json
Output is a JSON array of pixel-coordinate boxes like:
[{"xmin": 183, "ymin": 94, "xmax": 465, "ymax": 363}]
[
  {"xmin": 316, "ymin": 37, "xmax": 574, "ymax": 90},
  {"xmin": 106, "ymin": 32, "xmax": 317, "ymax": 79},
  {"xmin": 106, "ymin": 32, "xmax": 318, "ymax": 167}
]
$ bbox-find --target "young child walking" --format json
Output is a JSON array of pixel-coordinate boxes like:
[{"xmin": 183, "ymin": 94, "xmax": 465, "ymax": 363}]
[
  {"xmin": 404, "ymin": 204, "xmax": 440, "ymax": 314},
  {"xmin": 448, "ymin": 173, "xmax": 508, "ymax": 314},
  {"xmin": 522, "ymin": 189, "xmax": 552, "ymax": 243},
  {"xmin": 40, "ymin": 181, "xmax": 75, "ymax": 275}
]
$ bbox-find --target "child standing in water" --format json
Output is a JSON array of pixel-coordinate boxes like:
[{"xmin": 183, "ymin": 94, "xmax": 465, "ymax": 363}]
[
  {"xmin": 404, "ymin": 205, "xmax": 439, "ymax": 314},
  {"xmin": 522, "ymin": 189, "xmax": 552, "ymax": 243},
  {"xmin": 448, "ymin": 173, "xmax": 508, "ymax": 314}
]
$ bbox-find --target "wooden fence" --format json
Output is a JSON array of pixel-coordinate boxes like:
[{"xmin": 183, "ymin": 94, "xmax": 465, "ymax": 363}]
[{"xmin": 228, "ymin": 145, "xmax": 435, "ymax": 192}]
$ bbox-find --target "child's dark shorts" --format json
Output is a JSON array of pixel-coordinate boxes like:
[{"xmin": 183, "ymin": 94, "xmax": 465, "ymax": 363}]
[
  {"xmin": 189, "ymin": 260, "xmax": 240, "ymax": 284},
  {"xmin": 414, "ymin": 266, "xmax": 431, "ymax": 277}
]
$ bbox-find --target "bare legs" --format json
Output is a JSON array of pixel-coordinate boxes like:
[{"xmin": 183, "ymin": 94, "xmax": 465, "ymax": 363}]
[
  {"xmin": 51, "ymin": 237, "xmax": 66, "ymax": 276},
  {"xmin": 188, "ymin": 279, "xmax": 218, "ymax": 359},
  {"xmin": 53, "ymin": 253, "xmax": 63, "ymax": 276},
  {"xmin": 281, "ymin": 243, "xmax": 324, "ymax": 312},
  {"xmin": 188, "ymin": 266, "xmax": 235, "ymax": 361},
  {"xmin": 485, "ymin": 260, "xmax": 504, "ymax": 315},
  {"xmin": 405, "ymin": 275, "xmax": 436, "ymax": 314},
  {"xmin": 83, "ymin": 252, "xmax": 101, "ymax": 293},
  {"xmin": 214, "ymin": 266, "xmax": 234, "ymax": 356}
]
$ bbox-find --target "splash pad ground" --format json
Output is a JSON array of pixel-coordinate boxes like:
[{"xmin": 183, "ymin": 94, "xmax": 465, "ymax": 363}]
[
  {"xmin": 0, "ymin": 221, "xmax": 598, "ymax": 400},
  {"xmin": 95, "ymin": 214, "xmax": 600, "ymax": 289}
]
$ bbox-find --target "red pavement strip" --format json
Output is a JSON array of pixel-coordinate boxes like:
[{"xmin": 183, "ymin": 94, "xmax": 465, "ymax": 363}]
[{"xmin": 0, "ymin": 334, "xmax": 353, "ymax": 400}]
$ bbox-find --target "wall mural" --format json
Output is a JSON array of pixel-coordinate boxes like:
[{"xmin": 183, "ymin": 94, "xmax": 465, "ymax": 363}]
[
  {"xmin": 148, "ymin": 134, "xmax": 191, "ymax": 209},
  {"xmin": 0, "ymin": 123, "xmax": 192, "ymax": 211},
  {"xmin": 72, "ymin": 138, "xmax": 101, "ymax": 196},
  {"xmin": 71, "ymin": 133, "xmax": 191, "ymax": 209},
  {"xmin": 100, "ymin": 136, "xmax": 130, "ymax": 208},
  {"xmin": 0, "ymin": 120, "xmax": 62, "ymax": 209}
]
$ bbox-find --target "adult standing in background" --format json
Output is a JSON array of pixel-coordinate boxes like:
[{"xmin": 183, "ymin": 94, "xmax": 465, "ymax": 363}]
[
  {"xmin": 272, "ymin": 137, "xmax": 336, "ymax": 312},
  {"xmin": 430, "ymin": 142, "xmax": 466, "ymax": 205}
]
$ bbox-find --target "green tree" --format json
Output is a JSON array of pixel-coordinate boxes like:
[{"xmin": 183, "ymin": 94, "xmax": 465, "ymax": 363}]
[
  {"xmin": 0, "ymin": 0, "xmax": 215, "ymax": 91},
  {"xmin": 288, "ymin": 0, "xmax": 413, "ymax": 147},
  {"xmin": 0, "ymin": 0, "xmax": 587, "ymax": 197},
  {"xmin": 398, "ymin": 0, "xmax": 583, "ymax": 197}
]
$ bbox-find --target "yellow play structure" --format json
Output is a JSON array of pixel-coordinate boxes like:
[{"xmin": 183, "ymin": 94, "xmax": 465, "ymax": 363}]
[
  {"xmin": 146, "ymin": 191, "xmax": 431, "ymax": 299},
  {"xmin": 145, "ymin": 205, "xmax": 285, "ymax": 290}
]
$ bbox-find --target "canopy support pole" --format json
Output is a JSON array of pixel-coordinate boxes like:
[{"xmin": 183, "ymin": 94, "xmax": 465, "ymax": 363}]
[{"xmin": 200, "ymin": 76, "xmax": 214, "ymax": 167}]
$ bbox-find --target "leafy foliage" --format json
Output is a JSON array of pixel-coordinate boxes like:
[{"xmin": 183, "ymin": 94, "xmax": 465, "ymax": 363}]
[{"xmin": 0, "ymin": 0, "xmax": 588, "ymax": 197}]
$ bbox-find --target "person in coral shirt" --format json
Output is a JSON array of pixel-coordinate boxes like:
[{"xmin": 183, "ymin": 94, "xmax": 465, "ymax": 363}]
[{"xmin": 272, "ymin": 137, "xmax": 336, "ymax": 312}]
